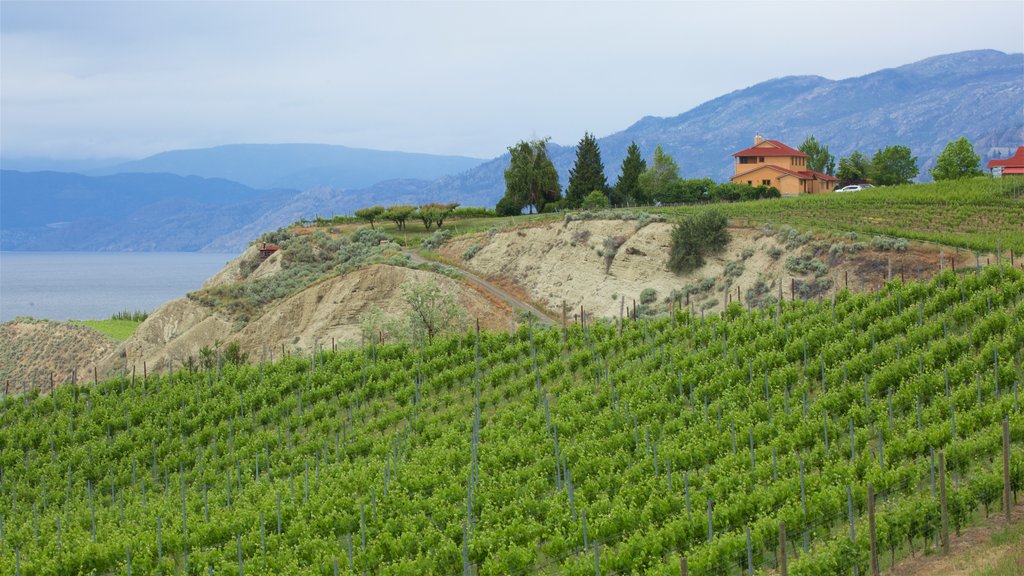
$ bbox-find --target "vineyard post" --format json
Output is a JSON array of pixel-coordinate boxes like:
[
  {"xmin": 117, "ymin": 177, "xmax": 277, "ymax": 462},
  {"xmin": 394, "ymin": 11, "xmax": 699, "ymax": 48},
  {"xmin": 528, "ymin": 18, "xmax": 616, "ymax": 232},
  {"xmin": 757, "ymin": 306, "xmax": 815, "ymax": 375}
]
[
  {"xmin": 845, "ymin": 270, "xmax": 848, "ymax": 289},
  {"xmin": 791, "ymin": 278, "xmax": 795, "ymax": 301},
  {"xmin": 561, "ymin": 300, "xmax": 567, "ymax": 344},
  {"xmin": 93, "ymin": 365, "xmax": 97, "ymax": 384},
  {"xmin": 778, "ymin": 521, "xmax": 787, "ymax": 576},
  {"xmin": 868, "ymin": 484, "xmax": 879, "ymax": 576},
  {"xmin": 745, "ymin": 525, "xmax": 753, "ymax": 576},
  {"xmin": 1004, "ymin": 417, "xmax": 1011, "ymax": 525},
  {"xmin": 619, "ymin": 296, "xmax": 624, "ymax": 336},
  {"xmin": 939, "ymin": 451, "xmax": 950, "ymax": 555},
  {"xmin": 679, "ymin": 554, "xmax": 688, "ymax": 576},
  {"xmin": 593, "ymin": 541, "xmax": 600, "ymax": 576}
]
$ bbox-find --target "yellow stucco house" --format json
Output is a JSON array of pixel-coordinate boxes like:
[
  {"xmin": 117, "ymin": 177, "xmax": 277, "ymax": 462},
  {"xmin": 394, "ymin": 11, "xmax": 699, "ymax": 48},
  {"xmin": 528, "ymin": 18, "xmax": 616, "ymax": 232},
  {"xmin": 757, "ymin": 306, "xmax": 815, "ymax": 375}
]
[{"xmin": 730, "ymin": 135, "xmax": 837, "ymax": 195}]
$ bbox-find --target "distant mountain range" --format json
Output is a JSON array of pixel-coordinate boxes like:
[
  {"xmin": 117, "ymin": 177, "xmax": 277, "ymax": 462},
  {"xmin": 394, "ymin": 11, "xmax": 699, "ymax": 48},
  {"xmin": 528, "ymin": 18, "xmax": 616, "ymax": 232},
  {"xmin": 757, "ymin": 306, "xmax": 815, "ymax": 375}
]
[
  {"xmin": 2, "ymin": 49, "xmax": 1020, "ymax": 252},
  {"xmin": 428, "ymin": 49, "xmax": 1024, "ymax": 206}
]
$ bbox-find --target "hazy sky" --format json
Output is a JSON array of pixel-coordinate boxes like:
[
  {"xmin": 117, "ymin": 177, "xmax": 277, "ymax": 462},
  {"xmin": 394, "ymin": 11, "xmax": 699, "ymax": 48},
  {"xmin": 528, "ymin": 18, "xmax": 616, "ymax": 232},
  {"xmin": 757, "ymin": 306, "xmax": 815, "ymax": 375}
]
[{"xmin": 2, "ymin": 1, "xmax": 1022, "ymax": 160}]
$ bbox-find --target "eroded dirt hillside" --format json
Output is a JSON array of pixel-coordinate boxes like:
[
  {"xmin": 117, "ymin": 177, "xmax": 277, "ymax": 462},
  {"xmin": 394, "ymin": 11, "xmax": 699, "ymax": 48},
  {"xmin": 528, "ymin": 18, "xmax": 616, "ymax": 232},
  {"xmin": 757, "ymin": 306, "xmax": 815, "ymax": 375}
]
[
  {"xmin": 0, "ymin": 320, "xmax": 116, "ymax": 392},
  {"xmin": 441, "ymin": 218, "xmax": 959, "ymax": 319}
]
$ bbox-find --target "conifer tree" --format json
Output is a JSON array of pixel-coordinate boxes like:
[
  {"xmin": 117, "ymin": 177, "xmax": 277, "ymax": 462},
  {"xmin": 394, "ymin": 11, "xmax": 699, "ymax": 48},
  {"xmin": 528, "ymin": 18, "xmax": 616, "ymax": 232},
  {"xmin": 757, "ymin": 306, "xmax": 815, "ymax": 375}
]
[
  {"xmin": 613, "ymin": 142, "xmax": 646, "ymax": 207},
  {"xmin": 565, "ymin": 132, "xmax": 608, "ymax": 209}
]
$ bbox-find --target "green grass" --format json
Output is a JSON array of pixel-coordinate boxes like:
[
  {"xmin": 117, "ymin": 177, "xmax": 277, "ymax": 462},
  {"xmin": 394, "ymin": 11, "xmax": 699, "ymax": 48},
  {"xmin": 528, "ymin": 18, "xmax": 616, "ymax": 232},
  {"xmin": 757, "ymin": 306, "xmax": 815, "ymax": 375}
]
[
  {"xmin": 651, "ymin": 177, "xmax": 1024, "ymax": 253},
  {"xmin": 72, "ymin": 318, "xmax": 143, "ymax": 341},
  {"xmin": 970, "ymin": 519, "xmax": 1024, "ymax": 576}
]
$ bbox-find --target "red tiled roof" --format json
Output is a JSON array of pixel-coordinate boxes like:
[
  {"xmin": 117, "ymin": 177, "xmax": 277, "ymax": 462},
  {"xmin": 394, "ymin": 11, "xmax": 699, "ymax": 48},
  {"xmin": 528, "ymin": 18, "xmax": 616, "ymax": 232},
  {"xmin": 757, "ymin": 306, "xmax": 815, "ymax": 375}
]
[
  {"xmin": 732, "ymin": 165, "xmax": 837, "ymax": 182},
  {"xmin": 260, "ymin": 245, "xmax": 280, "ymax": 252},
  {"xmin": 1003, "ymin": 167, "xmax": 1024, "ymax": 174},
  {"xmin": 733, "ymin": 139, "xmax": 808, "ymax": 158},
  {"xmin": 987, "ymin": 147, "xmax": 1024, "ymax": 168}
]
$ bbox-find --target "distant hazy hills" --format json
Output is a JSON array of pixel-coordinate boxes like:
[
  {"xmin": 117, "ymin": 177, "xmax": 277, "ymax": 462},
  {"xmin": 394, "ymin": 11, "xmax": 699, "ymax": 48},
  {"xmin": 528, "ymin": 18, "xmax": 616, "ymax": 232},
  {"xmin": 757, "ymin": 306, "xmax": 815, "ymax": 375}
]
[
  {"xmin": 88, "ymin": 143, "xmax": 486, "ymax": 191},
  {"xmin": 0, "ymin": 171, "xmax": 296, "ymax": 251},
  {"xmin": 2, "ymin": 49, "xmax": 1020, "ymax": 252}
]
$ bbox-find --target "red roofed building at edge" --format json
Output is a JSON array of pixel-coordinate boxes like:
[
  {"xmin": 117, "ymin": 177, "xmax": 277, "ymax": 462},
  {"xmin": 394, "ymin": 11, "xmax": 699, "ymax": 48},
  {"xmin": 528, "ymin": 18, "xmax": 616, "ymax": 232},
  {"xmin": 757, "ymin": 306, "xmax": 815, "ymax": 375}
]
[
  {"xmin": 730, "ymin": 134, "xmax": 837, "ymax": 196},
  {"xmin": 987, "ymin": 146, "xmax": 1024, "ymax": 176}
]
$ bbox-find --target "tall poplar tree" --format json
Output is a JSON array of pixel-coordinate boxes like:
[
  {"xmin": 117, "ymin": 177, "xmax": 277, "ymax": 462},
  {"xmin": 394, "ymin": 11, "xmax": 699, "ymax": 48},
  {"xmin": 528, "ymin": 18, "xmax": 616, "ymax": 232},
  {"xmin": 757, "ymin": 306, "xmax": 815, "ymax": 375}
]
[
  {"xmin": 565, "ymin": 132, "xmax": 608, "ymax": 209},
  {"xmin": 613, "ymin": 142, "xmax": 646, "ymax": 207}
]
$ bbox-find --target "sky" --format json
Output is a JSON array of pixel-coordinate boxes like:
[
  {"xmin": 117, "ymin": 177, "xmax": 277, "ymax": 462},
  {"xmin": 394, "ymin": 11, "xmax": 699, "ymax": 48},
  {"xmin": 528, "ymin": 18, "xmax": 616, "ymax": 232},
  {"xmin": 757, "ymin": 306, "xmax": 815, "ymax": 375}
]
[{"xmin": 1, "ymin": 1, "xmax": 1022, "ymax": 161}]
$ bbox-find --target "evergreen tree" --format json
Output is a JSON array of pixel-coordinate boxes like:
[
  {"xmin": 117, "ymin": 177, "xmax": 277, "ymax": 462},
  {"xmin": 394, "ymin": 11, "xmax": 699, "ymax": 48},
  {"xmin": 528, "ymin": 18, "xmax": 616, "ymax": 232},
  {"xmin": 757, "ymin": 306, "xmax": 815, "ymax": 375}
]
[
  {"xmin": 501, "ymin": 138, "xmax": 561, "ymax": 214},
  {"xmin": 637, "ymin": 145, "xmax": 680, "ymax": 205},
  {"xmin": 798, "ymin": 135, "xmax": 836, "ymax": 175},
  {"xmin": 565, "ymin": 132, "xmax": 608, "ymax": 209},
  {"xmin": 930, "ymin": 137, "xmax": 983, "ymax": 181},
  {"xmin": 869, "ymin": 145, "xmax": 919, "ymax": 186},
  {"xmin": 613, "ymin": 142, "xmax": 646, "ymax": 207}
]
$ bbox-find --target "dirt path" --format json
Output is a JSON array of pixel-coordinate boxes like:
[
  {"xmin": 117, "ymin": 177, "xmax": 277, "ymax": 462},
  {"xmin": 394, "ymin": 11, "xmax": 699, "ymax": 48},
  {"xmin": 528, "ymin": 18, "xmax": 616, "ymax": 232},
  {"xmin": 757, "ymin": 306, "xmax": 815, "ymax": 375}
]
[
  {"xmin": 403, "ymin": 250, "xmax": 558, "ymax": 326},
  {"xmin": 887, "ymin": 503, "xmax": 1024, "ymax": 576}
]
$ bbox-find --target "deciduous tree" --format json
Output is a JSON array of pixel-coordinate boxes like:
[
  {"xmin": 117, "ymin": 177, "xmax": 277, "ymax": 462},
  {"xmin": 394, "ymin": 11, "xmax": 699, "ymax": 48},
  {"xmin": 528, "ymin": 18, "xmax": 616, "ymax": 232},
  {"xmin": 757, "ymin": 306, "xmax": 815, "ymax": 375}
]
[
  {"xmin": 637, "ymin": 145, "xmax": 679, "ymax": 205},
  {"xmin": 354, "ymin": 206, "xmax": 385, "ymax": 229},
  {"xmin": 502, "ymin": 138, "xmax": 561, "ymax": 214},
  {"xmin": 836, "ymin": 150, "xmax": 871, "ymax": 183},
  {"xmin": 382, "ymin": 205, "xmax": 416, "ymax": 230},
  {"xmin": 869, "ymin": 145, "xmax": 919, "ymax": 186},
  {"xmin": 565, "ymin": 132, "xmax": 608, "ymax": 208},
  {"xmin": 930, "ymin": 137, "xmax": 983, "ymax": 181},
  {"xmin": 799, "ymin": 135, "xmax": 836, "ymax": 175}
]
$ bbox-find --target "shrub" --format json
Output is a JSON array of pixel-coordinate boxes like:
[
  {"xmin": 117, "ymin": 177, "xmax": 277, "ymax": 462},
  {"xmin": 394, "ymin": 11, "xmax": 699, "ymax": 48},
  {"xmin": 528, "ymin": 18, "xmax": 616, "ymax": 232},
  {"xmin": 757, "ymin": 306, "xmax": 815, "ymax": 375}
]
[
  {"xmin": 776, "ymin": 226, "xmax": 812, "ymax": 249},
  {"xmin": 570, "ymin": 229, "xmax": 591, "ymax": 246},
  {"xmin": 602, "ymin": 235, "xmax": 627, "ymax": 272},
  {"xmin": 785, "ymin": 254, "xmax": 830, "ymax": 277},
  {"xmin": 421, "ymin": 228, "xmax": 453, "ymax": 251},
  {"xmin": 462, "ymin": 244, "xmax": 483, "ymax": 260},
  {"xmin": 639, "ymin": 288, "xmax": 658, "ymax": 305},
  {"xmin": 870, "ymin": 235, "xmax": 909, "ymax": 252},
  {"xmin": 768, "ymin": 246, "xmax": 784, "ymax": 260},
  {"xmin": 580, "ymin": 190, "xmax": 610, "ymax": 210},
  {"xmin": 724, "ymin": 259, "xmax": 745, "ymax": 278},
  {"xmin": 668, "ymin": 209, "xmax": 730, "ymax": 274}
]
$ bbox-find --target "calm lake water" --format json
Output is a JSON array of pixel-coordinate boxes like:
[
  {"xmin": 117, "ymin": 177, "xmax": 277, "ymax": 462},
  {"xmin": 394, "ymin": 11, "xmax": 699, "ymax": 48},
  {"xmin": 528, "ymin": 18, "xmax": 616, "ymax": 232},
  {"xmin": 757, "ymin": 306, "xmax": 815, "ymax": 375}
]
[{"xmin": 0, "ymin": 252, "xmax": 238, "ymax": 322}]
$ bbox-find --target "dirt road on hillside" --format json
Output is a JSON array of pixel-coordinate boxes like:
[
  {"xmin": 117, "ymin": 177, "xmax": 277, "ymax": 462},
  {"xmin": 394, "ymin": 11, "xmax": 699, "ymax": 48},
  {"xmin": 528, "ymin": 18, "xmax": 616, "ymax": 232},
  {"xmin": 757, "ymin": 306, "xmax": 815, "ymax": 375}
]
[{"xmin": 403, "ymin": 250, "xmax": 557, "ymax": 326}]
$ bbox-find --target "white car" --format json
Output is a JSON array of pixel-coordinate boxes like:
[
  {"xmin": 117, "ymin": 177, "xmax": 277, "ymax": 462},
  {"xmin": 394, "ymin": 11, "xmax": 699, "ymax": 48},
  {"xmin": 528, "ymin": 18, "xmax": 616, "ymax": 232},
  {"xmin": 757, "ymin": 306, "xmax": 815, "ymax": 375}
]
[{"xmin": 836, "ymin": 184, "xmax": 873, "ymax": 193}]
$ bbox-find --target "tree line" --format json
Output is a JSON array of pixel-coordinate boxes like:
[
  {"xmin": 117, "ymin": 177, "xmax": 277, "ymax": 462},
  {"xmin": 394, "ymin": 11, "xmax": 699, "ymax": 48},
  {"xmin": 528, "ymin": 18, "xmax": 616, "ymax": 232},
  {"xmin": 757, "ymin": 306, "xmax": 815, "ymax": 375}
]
[{"xmin": 497, "ymin": 134, "xmax": 987, "ymax": 215}]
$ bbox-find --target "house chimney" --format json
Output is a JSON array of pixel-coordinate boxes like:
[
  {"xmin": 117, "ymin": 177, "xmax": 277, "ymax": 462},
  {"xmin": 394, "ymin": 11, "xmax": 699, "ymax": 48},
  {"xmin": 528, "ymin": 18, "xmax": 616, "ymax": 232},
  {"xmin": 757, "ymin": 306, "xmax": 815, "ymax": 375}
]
[{"xmin": 754, "ymin": 133, "xmax": 764, "ymax": 145}]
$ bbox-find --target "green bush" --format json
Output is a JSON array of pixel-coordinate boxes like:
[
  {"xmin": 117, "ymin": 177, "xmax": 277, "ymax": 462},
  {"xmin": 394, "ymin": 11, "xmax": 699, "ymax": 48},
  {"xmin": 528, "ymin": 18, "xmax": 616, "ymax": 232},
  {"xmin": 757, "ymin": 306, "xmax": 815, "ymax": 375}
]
[
  {"xmin": 785, "ymin": 254, "xmax": 830, "ymax": 277},
  {"xmin": 580, "ymin": 190, "xmax": 610, "ymax": 210},
  {"xmin": 668, "ymin": 209, "xmax": 730, "ymax": 274},
  {"xmin": 639, "ymin": 288, "xmax": 658, "ymax": 305},
  {"xmin": 462, "ymin": 244, "xmax": 483, "ymax": 260}
]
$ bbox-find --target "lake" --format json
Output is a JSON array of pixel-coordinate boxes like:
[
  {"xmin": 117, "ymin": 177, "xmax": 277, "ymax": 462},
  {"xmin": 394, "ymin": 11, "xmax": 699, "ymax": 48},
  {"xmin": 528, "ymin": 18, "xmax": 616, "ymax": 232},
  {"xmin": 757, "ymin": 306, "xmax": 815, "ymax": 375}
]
[{"xmin": 0, "ymin": 251, "xmax": 238, "ymax": 322}]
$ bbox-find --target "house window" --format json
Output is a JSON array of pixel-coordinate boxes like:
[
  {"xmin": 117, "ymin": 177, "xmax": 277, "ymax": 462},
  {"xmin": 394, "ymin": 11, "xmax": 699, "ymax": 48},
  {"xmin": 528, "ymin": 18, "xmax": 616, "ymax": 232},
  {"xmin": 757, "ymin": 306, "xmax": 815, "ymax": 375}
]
[
  {"xmin": 761, "ymin": 179, "xmax": 771, "ymax": 186},
  {"xmin": 747, "ymin": 181, "xmax": 753, "ymax": 185},
  {"xmin": 758, "ymin": 157, "xmax": 764, "ymax": 163}
]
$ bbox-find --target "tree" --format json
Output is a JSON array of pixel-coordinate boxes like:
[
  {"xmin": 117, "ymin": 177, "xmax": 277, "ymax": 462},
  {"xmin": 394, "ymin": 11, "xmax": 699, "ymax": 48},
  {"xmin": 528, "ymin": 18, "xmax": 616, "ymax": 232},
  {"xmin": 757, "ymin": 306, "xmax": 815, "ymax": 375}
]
[
  {"xmin": 613, "ymin": 141, "xmax": 646, "ymax": 207},
  {"xmin": 495, "ymin": 195, "xmax": 522, "ymax": 216},
  {"xmin": 637, "ymin": 145, "xmax": 680, "ymax": 205},
  {"xmin": 565, "ymin": 132, "xmax": 608, "ymax": 208},
  {"xmin": 354, "ymin": 206, "xmax": 385, "ymax": 229},
  {"xmin": 402, "ymin": 279, "xmax": 465, "ymax": 342},
  {"xmin": 382, "ymin": 205, "xmax": 416, "ymax": 230},
  {"xmin": 580, "ymin": 190, "xmax": 610, "ymax": 210},
  {"xmin": 869, "ymin": 145, "xmax": 919, "ymax": 186},
  {"xmin": 799, "ymin": 135, "xmax": 836, "ymax": 175},
  {"xmin": 836, "ymin": 150, "xmax": 871, "ymax": 183},
  {"xmin": 930, "ymin": 137, "xmax": 983, "ymax": 181},
  {"xmin": 502, "ymin": 138, "xmax": 561, "ymax": 214},
  {"xmin": 416, "ymin": 203, "xmax": 459, "ymax": 230}
]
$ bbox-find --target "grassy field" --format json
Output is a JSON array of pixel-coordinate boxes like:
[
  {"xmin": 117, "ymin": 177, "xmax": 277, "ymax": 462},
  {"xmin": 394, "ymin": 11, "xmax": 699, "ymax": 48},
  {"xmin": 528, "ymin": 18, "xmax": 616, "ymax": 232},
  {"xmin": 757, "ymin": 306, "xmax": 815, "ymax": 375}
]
[
  {"xmin": 72, "ymin": 318, "xmax": 144, "ymax": 341},
  {"xmin": 652, "ymin": 178, "xmax": 1024, "ymax": 253}
]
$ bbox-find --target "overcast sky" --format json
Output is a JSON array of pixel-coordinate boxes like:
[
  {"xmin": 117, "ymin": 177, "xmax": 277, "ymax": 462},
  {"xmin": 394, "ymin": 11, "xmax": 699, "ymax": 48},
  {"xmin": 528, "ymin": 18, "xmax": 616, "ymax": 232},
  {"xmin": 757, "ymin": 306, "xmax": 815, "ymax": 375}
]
[{"xmin": 1, "ymin": 1, "xmax": 1022, "ymax": 161}]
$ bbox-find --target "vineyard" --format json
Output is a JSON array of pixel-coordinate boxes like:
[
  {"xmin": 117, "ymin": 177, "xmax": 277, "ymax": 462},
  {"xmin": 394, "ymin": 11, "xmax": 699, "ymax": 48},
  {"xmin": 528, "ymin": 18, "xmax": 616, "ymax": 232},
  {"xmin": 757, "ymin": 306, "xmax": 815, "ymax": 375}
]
[{"xmin": 1, "ymin": 265, "xmax": 1022, "ymax": 575}]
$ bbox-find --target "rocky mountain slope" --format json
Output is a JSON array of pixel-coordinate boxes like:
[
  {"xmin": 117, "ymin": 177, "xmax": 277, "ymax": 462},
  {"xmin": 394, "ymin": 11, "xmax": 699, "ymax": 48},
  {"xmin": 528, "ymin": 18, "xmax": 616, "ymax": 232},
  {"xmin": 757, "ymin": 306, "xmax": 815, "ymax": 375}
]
[{"xmin": 430, "ymin": 49, "xmax": 1024, "ymax": 206}]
